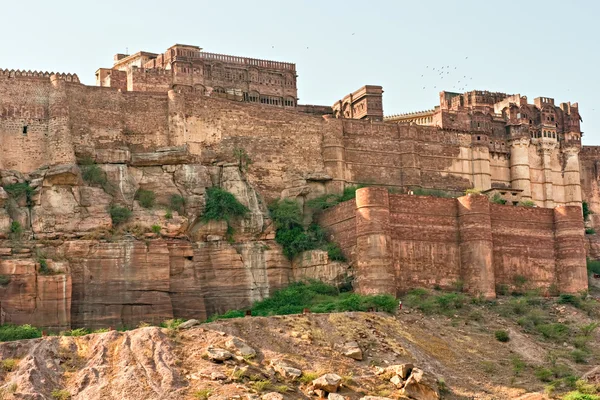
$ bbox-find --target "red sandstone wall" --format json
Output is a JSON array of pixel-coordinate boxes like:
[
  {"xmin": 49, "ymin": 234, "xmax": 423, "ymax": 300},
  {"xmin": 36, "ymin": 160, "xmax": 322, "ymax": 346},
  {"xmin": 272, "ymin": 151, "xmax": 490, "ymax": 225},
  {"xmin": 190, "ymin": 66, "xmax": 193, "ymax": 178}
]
[
  {"xmin": 321, "ymin": 189, "xmax": 588, "ymax": 296},
  {"xmin": 318, "ymin": 200, "xmax": 357, "ymax": 263},
  {"xmin": 490, "ymin": 204, "xmax": 557, "ymax": 289},
  {"xmin": 388, "ymin": 195, "xmax": 461, "ymax": 291}
]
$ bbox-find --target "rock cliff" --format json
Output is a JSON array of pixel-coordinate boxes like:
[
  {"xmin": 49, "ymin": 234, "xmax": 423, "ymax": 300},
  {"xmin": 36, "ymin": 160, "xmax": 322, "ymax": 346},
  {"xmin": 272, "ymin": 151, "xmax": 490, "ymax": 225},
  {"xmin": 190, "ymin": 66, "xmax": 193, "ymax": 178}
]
[{"xmin": 0, "ymin": 158, "xmax": 348, "ymax": 329}]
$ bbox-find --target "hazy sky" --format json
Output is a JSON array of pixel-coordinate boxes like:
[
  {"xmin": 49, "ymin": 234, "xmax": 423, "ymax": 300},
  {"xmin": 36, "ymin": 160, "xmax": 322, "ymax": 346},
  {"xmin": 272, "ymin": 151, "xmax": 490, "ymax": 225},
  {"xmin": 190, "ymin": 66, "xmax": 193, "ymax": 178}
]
[{"xmin": 2, "ymin": 0, "xmax": 599, "ymax": 143}]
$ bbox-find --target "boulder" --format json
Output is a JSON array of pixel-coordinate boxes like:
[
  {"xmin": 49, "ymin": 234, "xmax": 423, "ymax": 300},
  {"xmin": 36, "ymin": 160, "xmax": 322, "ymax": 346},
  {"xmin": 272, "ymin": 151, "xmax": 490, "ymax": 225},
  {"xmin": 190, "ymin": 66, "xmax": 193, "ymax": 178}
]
[
  {"xmin": 211, "ymin": 371, "xmax": 227, "ymax": 381},
  {"xmin": 390, "ymin": 374, "xmax": 405, "ymax": 388},
  {"xmin": 312, "ymin": 373, "xmax": 342, "ymax": 393},
  {"xmin": 342, "ymin": 341, "xmax": 363, "ymax": 361},
  {"xmin": 399, "ymin": 368, "xmax": 440, "ymax": 400},
  {"xmin": 513, "ymin": 394, "xmax": 550, "ymax": 400},
  {"xmin": 270, "ymin": 359, "xmax": 302, "ymax": 379},
  {"xmin": 386, "ymin": 363, "xmax": 414, "ymax": 379},
  {"xmin": 43, "ymin": 164, "xmax": 81, "ymax": 186},
  {"xmin": 206, "ymin": 346, "xmax": 233, "ymax": 362},
  {"xmin": 131, "ymin": 146, "xmax": 191, "ymax": 166},
  {"xmin": 328, "ymin": 394, "xmax": 346, "ymax": 400},
  {"xmin": 225, "ymin": 337, "xmax": 256, "ymax": 358},
  {"xmin": 0, "ymin": 187, "xmax": 8, "ymax": 207},
  {"xmin": 582, "ymin": 366, "xmax": 600, "ymax": 384},
  {"xmin": 261, "ymin": 394, "xmax": 284, "ymax": 400},
  {"xmin": 176, "ymin": 319, "xmax": 200, "ymax": 329},
  {"xmin": 359, "ymin": 397, "xmax": 392, "ymax": 400}
]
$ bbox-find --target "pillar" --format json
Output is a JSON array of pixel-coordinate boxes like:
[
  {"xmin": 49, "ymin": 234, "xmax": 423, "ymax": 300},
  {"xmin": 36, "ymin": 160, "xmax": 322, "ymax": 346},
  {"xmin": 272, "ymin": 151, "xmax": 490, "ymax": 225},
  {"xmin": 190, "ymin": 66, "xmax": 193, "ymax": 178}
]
[
  {"xmin": 322, "ymin": 118, "xmax": 346, "ymax": 194},
  {"xmin": 399, "ymin": 125, "xmax": 421, "ymax": 189},
  {"xmin": 354, "ymin": 187, "xmax": 396, "ymax": 296},
  {"xmin": 457, "ymin": 194, "xmax": 496, "ymax": 298},
  {"xmin": 471, "ymin": 144, "xmax": 491, "ymax": 191},
  {"xmin": 539, "ymin": 141, "xmax": 557, "ymax": 208},
  {"xmin": 562, "ymin": 146, "xmax": 583, "ymax": 206},
  {"xmin": 47, "ymin": 75, "xmax": 76, "ymax": 166},
  {"xmin": 554, "ymin": 206, "xmax": 588, "ymax": 293},
  {"xmin": 167, "ymin": 89, "xmax": 186, "ymax": 146},
  {"xmin": 509, "ymin": 137, "xmax": 532, "ymax": 200}
]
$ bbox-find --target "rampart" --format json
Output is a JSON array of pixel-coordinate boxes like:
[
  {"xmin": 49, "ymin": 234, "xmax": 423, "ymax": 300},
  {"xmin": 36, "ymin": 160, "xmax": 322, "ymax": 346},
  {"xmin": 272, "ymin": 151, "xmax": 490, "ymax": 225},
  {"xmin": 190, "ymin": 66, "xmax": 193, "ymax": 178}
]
[{"xmin": 319, "ymin": 187, "xmax": 589, "ymax": 297}]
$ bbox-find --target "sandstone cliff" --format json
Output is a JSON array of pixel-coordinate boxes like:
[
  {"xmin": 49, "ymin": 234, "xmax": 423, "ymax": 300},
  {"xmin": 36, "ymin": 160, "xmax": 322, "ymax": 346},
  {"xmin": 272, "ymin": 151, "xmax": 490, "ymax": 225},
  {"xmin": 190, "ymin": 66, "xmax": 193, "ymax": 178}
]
[{"xmin": 0, "ymin": 158, "xmax": 348, "ymax": 329}]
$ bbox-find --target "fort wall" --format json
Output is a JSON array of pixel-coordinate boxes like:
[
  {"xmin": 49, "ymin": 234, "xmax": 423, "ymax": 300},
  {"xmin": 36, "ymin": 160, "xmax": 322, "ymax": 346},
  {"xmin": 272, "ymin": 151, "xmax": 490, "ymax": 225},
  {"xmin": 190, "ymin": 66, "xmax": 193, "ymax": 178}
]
[{"xmin": 320, "ymin": 187, "xmax": 588, "ymax": 297}]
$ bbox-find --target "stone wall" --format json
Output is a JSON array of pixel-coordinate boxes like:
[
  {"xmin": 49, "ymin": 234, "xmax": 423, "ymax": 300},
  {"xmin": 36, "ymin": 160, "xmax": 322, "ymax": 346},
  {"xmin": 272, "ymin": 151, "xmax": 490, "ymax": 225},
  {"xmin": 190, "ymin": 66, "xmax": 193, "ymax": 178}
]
[{"xmin": 320, "ymin": 187, "xmax": 589, "ymax": 297}]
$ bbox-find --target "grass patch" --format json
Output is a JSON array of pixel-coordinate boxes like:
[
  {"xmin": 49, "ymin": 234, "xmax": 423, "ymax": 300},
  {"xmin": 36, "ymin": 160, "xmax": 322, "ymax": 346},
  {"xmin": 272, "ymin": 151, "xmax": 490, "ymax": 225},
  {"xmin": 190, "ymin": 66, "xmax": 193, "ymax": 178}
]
[
  {"xmin": 62, "ymin": 328, "xmax": 90, "ymax": 337},
  {"xmin": 151, "ymin": 224, "xmax": 161, "ymax": 234},
  {"xmin": 81, "ymin": 159, "xmax": 107, "ymax": 186},
  {"xmin": 50, "ymin": 389, "xmax": 71, "ymax": 400},
  {"xmin": 588, "ymin": 259, "xmax": 600, "ymax": 275},
  {"xmin": 402, "ymin": 288, "xmax": 467, "ymax": 315},
  {"xmin": 490, "ymin": 193, "xmax": 507, "ymax": 205},
  {"xmin": 0, "ymin": 324, "xmax": 42, "ymax": 342},
  {"xmin": 161, "ymin": 319, "xmax": 185, "ymax": 329},
  {"xmin": 0, "ymin": 275, "xmax": 11, "ymax": 286},
  {"xmin": 518, "ymin": 199, "xmax": 536, "ymax": 207},
  {"xmin": 207, "ymin": 280, "xmax": 398, "ymax": 321},
  {"xmin": 299, "ymin": 371, "xmax": 320, "ymax": 384},
  {"xmin": 193, "ymin": 389, "xmax": 212, "ymax": 400},
  {"xmin": 1, "ymin": 358, "xmax": 18, "ymax": 372}
]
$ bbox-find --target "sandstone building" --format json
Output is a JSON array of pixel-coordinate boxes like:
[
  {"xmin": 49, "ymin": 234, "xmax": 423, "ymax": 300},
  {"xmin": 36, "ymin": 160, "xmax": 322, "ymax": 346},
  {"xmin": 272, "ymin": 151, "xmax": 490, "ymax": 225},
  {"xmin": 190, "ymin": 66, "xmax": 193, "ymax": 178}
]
[{"xmin": 0, "ymin": 44, "xmax": 596, "ymax": 328}]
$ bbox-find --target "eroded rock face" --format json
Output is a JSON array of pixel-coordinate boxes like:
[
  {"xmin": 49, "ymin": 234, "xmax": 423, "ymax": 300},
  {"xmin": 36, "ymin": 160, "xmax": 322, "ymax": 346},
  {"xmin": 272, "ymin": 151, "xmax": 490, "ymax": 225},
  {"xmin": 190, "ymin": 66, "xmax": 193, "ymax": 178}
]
[
  {"xmin": 0, "ymin": 160, "xmax": 349, "ymax": 329},
  {"xmin": 399, "ymin": 368, "xmax": 440, "ymax": 400},
  {"xmin": 312, "ymin": 373, "xmax": 342, "ymax": 393}
]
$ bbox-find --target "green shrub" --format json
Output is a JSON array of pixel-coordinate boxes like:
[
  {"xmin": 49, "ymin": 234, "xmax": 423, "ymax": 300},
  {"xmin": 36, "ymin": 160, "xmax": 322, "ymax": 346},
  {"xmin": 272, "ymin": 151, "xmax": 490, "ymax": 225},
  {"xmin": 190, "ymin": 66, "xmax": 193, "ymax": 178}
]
[
  {"xmin": 193, "ymin": 389, "xmax": 212, "ymax": 400},
  {"xmin": 169, "ymin": 194, "xmax": 186, "ymax": 213},
  {"xmin": 81, "ymin": 162, "xmax": 107, "ymax": 186},
  {"xmin": 536, "ymin": 323, "xmax": 569, "ymax": 340},
  {"xmin": 465, "ymin": 188, "xmax": 481, "ymax": 195},
  {"xmin": 269, "ymin": 199, "xmax": 303, "ymax": 230},
  {"xmin": 165, "ymin": 210, "xmax": 173, "ymax": 219},
  {"xmin": 535, "ymin": 367, "xmax": 554, "ymax": 382},
  {"xmin": 109, "ymin": 206, "xmax": 131, "ymax": 225},
  {"xmin": 491, "ymin": 193, "xmax": 507, "ymax": 205},
  {"xmin": 1, "ymin": 358, "xmax": 18, "ymax": 372},
  {"xmin": 558, "ymin": 294, "xmax": 582, "ymax": 308},
  {"xmin": 161, "ymin": 319, "xmax": 186, "ymax": 329},
  {"xmin": 585, "ymin": 228, "xmax": 596, "ymax": 235},
  {"xmin": 9, "ymin": 221, "xmax": 22, "ymax": 235},
  {"xmin": 518, "ymin": 199, "xmax": 536, "ymax": 207},
  {"xmin": 203, "ymin": 187, "xmax": 249, "ymax": 222},
  {"xmin": 207, "ymin": 280, "xmax": 398, "ymax": 321},
  {"xmin": 0, "ymin": 324, "xmax": 42, "ymax": 342},
  {"xmin": 233, "ymin": 147, "xmax": 253, "ymax": 172},
  {"xmin": 151, "ymin": 224, "xmax": 162, "ymax": 234},
  {"xmin": 583, "ymin": 201, "xmax": 593, "ymax": 221},
  {"xmin": 136, "ymin": 189, "xmax": 156, "ymax": 209},
  {"xmin": 325, "ymin": 243, "xmax": 346, "ymax": 261},
  {"xmin": 0, "ymin": 275, "xmax": 11, "ymax": 286},
  {"xmin": 39, "ymin": 258, "xmax": 51, "ymax": 275},
  {"xmin": 62, "ymin": 328, "xmax": 90, "ymax": 337},
  {"xmin": 511, "ymin": 356, "xmax": 525, "ymax": 376},
  {"xmin": 496, "ymin": 283, "xmax": 509, "ymax": 296},
  {"xmin": 580, "ymin": 322, "xmax": 599, "ymax": 337},
  {"xmin": 588, "ymin": 259, "xmax": 600, "ymax": 275},
  {"xmin": 306, "ymin": 186, "xmax": 362, "ymax": 211},
  {"xmin": 495, "ymin": 330, "xmax": 510, "ymax": 342},
  {"xmin": 51, "ymin": 389, "xmax": 71, "ymax": 400},
  {"xmin": 562, "ymin": 392, "xmax": 600, "ymax": 400},
  {"xmin": 570, "ymin": 349, "xmax": 589, "ymax": 364}
]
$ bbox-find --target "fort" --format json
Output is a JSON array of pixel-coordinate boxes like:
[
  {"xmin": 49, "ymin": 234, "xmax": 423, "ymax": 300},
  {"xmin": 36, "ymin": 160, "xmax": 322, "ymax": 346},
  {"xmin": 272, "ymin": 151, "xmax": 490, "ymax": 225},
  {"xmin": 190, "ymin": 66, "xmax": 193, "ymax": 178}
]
[{"xmin": 0, "ymin": 43, "xmax": 596, "ymax": 328}]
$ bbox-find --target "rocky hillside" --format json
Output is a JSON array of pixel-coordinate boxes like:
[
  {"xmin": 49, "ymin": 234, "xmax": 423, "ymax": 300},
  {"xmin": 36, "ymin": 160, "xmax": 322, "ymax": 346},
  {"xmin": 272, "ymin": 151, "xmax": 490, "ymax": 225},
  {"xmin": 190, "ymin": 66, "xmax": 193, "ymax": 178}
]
[{"xmin": 0, "ymin": 288, "xmax": 598, "ymax": 400}]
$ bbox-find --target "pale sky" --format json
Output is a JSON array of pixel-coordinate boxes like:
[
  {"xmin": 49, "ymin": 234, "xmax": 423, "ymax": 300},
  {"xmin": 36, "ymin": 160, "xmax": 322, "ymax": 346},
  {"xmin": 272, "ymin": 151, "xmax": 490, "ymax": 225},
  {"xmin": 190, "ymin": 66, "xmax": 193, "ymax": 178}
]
[{"xmin": 2, "ymin": 0, "xmax": 599, "ymax": 143}]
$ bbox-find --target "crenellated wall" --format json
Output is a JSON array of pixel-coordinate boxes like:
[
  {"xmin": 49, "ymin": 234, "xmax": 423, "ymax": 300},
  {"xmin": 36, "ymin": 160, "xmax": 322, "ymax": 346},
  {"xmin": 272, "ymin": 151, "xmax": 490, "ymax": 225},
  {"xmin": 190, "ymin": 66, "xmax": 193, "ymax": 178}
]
[{"xmin": 320, "ymin": 187, "xmax": 588, "ymax": 297}]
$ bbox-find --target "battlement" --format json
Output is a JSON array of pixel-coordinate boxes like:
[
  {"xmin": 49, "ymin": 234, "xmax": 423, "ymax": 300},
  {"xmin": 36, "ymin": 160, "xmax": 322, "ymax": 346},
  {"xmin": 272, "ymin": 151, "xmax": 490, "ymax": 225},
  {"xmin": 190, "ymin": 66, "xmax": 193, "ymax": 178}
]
[
  {"xmin": 0, "ymin": 69, "xmax": 79, "ymax": 83},
  {"xmin": 194, "ymin": 52, "xmax": 296, "ymax": 72}
]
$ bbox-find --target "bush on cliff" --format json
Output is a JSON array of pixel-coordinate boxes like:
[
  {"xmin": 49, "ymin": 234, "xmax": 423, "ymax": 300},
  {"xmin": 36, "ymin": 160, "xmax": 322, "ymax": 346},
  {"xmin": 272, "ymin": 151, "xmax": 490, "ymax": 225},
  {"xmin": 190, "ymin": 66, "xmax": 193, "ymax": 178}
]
[
  {"xmin": 135, "ymin": 189, "xmax": 156, "ymax": 209},
  {"xmin": 109, "ymin": 205, "xmax": 132, "ymax": 225},
  {"xmin": 588, "ymin": 259, "xmax": 600, "ymax": 275},
  {"xmin": 269, "ymin": 199, "xmax": 345, "ymax": 261},
  {"xmin": 306, "ymin": 186, "xmax": 362, "ymax": 211},
  {"xmin": 3, "ymin": 182, "xmax": 34, "ymax": 203},
  {"xmin": 203, "ymin": 187, "xmax": 249, "ymax": 223},
  {"xmin": 207, "ymin": 280, "xmax": 398, "ymax": 321},
  {"xmin": 0, "ymin": 324, "xmax": 42, "ymax": 342},
  {"xmin": 80, "ymin": 157, "xmax": 108, "ymax": 186}
]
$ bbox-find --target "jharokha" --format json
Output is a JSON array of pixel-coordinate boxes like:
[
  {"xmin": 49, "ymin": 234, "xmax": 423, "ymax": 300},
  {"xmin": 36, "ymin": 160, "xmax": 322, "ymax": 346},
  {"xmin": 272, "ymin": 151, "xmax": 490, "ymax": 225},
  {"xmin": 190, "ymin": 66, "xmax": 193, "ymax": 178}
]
[{"xmin": 0, "ymin": 43, "xmax": 596, "ymax": 329}]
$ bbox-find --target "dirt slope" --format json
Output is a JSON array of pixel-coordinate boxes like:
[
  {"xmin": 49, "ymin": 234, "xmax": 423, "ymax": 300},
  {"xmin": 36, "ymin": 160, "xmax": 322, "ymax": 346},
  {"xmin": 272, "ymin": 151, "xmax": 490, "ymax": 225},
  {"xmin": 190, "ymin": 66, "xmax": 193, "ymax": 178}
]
[{"xmin": 0, "ymin": 304, "xmax": 597, "ymax": 400}]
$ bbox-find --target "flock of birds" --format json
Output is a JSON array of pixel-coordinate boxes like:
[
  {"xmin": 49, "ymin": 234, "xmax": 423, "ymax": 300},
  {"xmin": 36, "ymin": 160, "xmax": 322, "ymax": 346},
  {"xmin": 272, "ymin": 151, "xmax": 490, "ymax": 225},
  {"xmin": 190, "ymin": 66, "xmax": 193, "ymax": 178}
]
[{"xmin": 421, "ymin": 57, "xmax": 473, "ymax": 92}]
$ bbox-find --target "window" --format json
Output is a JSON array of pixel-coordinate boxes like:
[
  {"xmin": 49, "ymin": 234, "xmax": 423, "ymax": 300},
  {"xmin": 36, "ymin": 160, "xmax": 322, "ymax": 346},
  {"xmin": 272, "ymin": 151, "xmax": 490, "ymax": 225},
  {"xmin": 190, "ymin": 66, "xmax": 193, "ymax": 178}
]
[{"xmin": 22, "ymin": 125, "xmax": 28, "ymax": 135}]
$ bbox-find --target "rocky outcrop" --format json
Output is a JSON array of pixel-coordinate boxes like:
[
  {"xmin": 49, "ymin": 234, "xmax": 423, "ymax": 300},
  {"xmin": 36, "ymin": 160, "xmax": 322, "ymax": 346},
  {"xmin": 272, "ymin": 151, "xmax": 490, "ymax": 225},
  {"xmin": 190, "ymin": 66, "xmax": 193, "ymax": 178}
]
[{"xmin": 0, "ymin": 159, "xmax": 349, "ymax": 329}]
